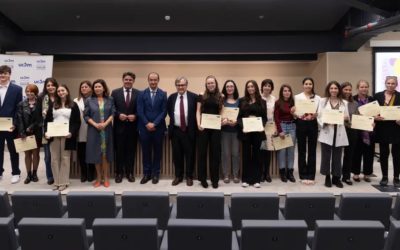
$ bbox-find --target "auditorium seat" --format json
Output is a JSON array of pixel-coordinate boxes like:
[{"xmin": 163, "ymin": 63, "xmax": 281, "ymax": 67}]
[
  {"xmin": 121, "ymin": 191, "xmax": 171, "ymax": 229},
  {"xmin": 384, "ymin": 221, "xmax": 400, "ymax": 250},
  {"xmin": 92, "ymin": 218, "xmax": 161, "ymax": 250},
  {"xmin": 11, "ymin": 191, "xmax": 66, "ymax": 224},
  {"xmin": 282, "ymin": 193, "xmax": 335, "ymax": 230},
  {"xmin": 170, "ymin": 192, "xmax": 229, "ymax": 219},
  {"xmin": 229, "ymin": 193, "xmax": 279, "ymax": 230},
  {"xmin": 160, "ymin": 219, "xmax": 238, "ymax": 250},
  {"xmin": 0, "ymin": 217, "xmax": 19, "ymax": 250},
  {"xmin": 391, "ymin": 193, "xmax": 400, "ymax": 220},
  {"xmin": 18, "ymin": 218, "xmax": 91, "ymax": 250},
  {"xmin": 336, "ymin": 193, "xmax": 392, "ymax": 229},
  {"xmin": 310, "ymin": 220, "xmax": 385, "ymax": 250},
  {"xmin": 66, "ymin": 191, "xmax": 118, "ymax": 228},
  {"xmin": 240, "ymin": 220, "xmax": 307, "ymax": 250},
  {"xmin": 0, "ymin": 191, "xmax": 13, "ymax": 218}
]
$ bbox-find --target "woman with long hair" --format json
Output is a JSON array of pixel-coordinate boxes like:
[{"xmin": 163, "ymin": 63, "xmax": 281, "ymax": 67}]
[
  {"xmin": 44, "ymin": 84, "xmax": 81, "ymax": 191},
  {"xmin": 294, "ymin": 77, "xmax": 320, "ymax": 185},
  {"xmin": 196, "ymin": 75, "xmax": 224, "ymax": 189},
  {"xmin": 39, "ymin": 77, "xmax": 58, "ymax": 185},
  {"xmin": 74, "ymin": 80, "xmax": 95, "ymax": 182},
  {"xmin": 352, "ymin": 80, "xmax": 375, "ymax": 183},
  {"xmin": 221, "ymin": 80, "xmax": 240, "ymax": 183},
  {"xmin": 274, "ymin": 84, "xmax": 297, "ymax": 183},
  {"xmin": 84, "ymin": 79, "xmax": 115, "ymax": 188},
  {"xmin": 317, "ymin": 81, "xmax": 349, "ymax": 188},
  {"xmin": 341, "ymin": 82, "xmax": 358, "ymax": 185},
  {"xmin": 260, "ymin": 79, "xmax": 276, "ymax": 182},
  {"xmin": 238, "ymin": 80, "xmax": 267, "ymax": 188},
  {"xmin": 374, "ymin": 76, "xmax": 400, "ymax": 187},
  {"xmin": 16, "ymin": 84, "xmax": 42, "ymax": 184}
]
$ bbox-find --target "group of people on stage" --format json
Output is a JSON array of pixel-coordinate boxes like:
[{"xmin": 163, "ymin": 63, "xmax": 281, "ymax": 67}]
[{"xmin": 0, "ymin": 63, "xmax": 399, "ymax": 190}]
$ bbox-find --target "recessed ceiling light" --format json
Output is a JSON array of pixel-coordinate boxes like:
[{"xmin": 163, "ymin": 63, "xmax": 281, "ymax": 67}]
[
  {"xmin": 165, "ymin": 15, "xmax": 171, "ymax": 21},
  {"xmin": 259, "ymin": 15, "xmax": 264, "ymax": 19},
  {"xmin": 76, "ymin": 15, "xmax": 81, "ymax": 19}
]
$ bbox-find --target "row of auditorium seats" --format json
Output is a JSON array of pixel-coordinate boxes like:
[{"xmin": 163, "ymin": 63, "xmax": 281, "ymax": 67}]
[
  {"xmin": 1, "ymin": 191, "xmax": 400, "ymax": 230},
  {"xmin": 1, "ymin": 217, "xmax": 400, "ymax": 250}
]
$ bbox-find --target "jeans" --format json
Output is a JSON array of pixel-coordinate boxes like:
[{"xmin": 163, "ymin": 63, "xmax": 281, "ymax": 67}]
[{"xmin": 277, "ymin": 122, "xmax": 296, "ymax": 170}]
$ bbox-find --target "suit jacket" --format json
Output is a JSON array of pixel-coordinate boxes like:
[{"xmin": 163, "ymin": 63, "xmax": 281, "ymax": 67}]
[
  {"xmin": 167, "ymin": 91, "xmax": 197, "ymax": 140},
  {"xmin": 84, "ymin": 96, "xmax": 115, "ymax": 163},
  {"xmin": 373, "ymin": 91, "xmax": 400, "ymax": 144},
  {"xmin": 137, "ymin": 88, "xmax": 167, "ymax": 134},
  {"xmin": 111, "ymin": 87, "xmax": 139, "ymax": 137},
  {"xmin": 0, "ymin": 83, "xmax": 23, "ymax": 127},
  {"xmin": 44, "ymin": 103, "xmax": 81, "ymax": 150}
]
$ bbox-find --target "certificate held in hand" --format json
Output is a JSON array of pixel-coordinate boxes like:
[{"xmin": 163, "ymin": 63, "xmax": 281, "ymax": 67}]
[
  {"xmin": 272, "ymin": 134, "xmax": 294, "ymax": 151},
  {"xmin": 321, "ymin": 110, "xmax": 344, "ymax": 125},
  {"xmin": 242, "ymin": 117, "xmax": 264, "ymax": 132},
  {"xmin": 14, "ymin": 135, "xmax": 37, "ymax": 153},
  {"xmin": 295, "ymin": 99, "xmax": 316, "ymax": 114},
  {"xmin": 200, "ymin": 114, "xmax": 221, "ymax": 130},
  {"xmin": 0, "ymin": 117, "xmax": 13, "ymax": 131},
  {"xmin": 351, "ymin": 115, "xmax": 374, "ymax": 132},
  {"xmin": 379, "ymin": 106, "xmax": 400, "ymax": 120},
  {"xmin": 221, "ymin": 107, "xmax": 239, "ymax": 121},
  {"xmin": 47, "ymin": 122, "xmax": 69, "ymax": 137},
  {"xmin": 358, "ymin": 100, "xmax": 380, "ymax": 117},
  {"xmin": 264, "ymin": 121, "xmax": 277, "ymax": 135}
]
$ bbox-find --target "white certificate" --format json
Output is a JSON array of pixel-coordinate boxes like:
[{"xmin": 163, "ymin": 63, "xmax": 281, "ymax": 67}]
[
  {"xmin": 295, "ymin": 99, "xmax": 316, "ymax": 114},
  {"xmin": 242, "ymin": 117, "xmax": 264, "ymax": 132},
  {"xmin": 351, "ymin": 115, "xmax": 374, "ymax": 132},
  {"xmin": 358, "ymin": 101, "xmax": 380, "ymax": 117},
  {"xmin": 47, "ymin": 122, "xmax": 69, "ymax": 137},
  {"xmin": 379, "ymin": 106, "xmax": 400, "ymax": 120},
  {"xmin": 0, "ymin": 117, "xmax": 13, "ymax": 131},
  {"xmin": 272, "ymin": 134, "xmax": 294, "ymax": 151},
  {"xmin": 264, "ymin": 121, "xmax": 277, "ymax": 135},
  {"xmin": 200, "ymin": 114, "xmax": 221, "ymax": 130},
  {"xmin": 221, "ymin": 107, "xmax": 239, "ymax": 121},
  {"xmin": 321, "ymin": 110, "xmax": 344, "ymax": 125},
  {"xmin": 14, "ymin": 135, "xmax": 37, "ymax": 153}
]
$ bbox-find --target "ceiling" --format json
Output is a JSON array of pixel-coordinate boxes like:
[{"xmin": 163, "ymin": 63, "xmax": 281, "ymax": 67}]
[
  {"xmin": 0, "ymin": 0, "xmax": 400, "ymax": 56},
  {"xmin": 0, "ymin": 0, "xmax": 351, "ymax": 32}
]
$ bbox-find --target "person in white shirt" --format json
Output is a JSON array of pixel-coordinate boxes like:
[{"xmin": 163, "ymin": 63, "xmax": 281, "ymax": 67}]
[
  {"xmin": 294, "ymin": 77, "xmax": 321, "ymax": 185},
  {"xmin": 317, "ymin": 81, "xmax": 349, "ymax": 188}
]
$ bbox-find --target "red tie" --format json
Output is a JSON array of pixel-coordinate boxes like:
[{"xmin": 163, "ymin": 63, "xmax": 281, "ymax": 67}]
[
  {"xmin": 180, "ymin": 95, "xmax": 186, "ymax": 131},
  {"xmin": 125, "ymin": 89, "xmax": 130, "ymax": 107}
]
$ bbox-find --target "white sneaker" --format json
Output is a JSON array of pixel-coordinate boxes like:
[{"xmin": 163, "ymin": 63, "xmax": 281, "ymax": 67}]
[
  {"xmin": 11, "ymin": 175, "xmax": 20, "ymax": 184},
  {"xmin": 241, "ymin": 182, "xmax": 249, "ymax": 188},
  {"xmin": 254, "ymin": 183, "xmax": 261, "ymax": 188}
]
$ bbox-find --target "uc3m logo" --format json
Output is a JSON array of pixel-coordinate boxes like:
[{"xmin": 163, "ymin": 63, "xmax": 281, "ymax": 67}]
[{"xmin": 18, "ymin": 62, "xmax": 33, "ymax": 67}]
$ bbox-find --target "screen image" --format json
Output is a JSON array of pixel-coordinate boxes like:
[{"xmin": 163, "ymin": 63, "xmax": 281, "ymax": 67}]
[{"xmin": 374, "ymin": 51, "xmax": 400, "ymax": 93}]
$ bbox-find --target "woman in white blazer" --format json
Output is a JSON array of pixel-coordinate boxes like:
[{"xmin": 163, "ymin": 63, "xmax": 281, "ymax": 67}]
[{"xmin": 317, "ymin": 81, "xmax": 349, "ymax": 188}]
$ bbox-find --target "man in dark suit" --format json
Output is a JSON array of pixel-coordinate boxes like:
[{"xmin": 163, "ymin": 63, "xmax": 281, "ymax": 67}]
[
  {"xmin": 111, "ymin": 72, "xmax": 139, "ymax": 183},
  {"xmin": 137, "ymin": 72, "xmax": 167, "ymax": 184},
  {"xmin": 0, "ymin": 65, "xmax": 22, "ymax": 183},
  {"xmin": 167, "ymin": 76, "xmax": 197, "ymax": 186}
]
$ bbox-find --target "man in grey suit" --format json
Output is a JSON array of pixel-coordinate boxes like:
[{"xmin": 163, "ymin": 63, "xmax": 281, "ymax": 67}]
[{"xmin": 111, "ymin": 72, "xmax": 139, "ymax": 183}]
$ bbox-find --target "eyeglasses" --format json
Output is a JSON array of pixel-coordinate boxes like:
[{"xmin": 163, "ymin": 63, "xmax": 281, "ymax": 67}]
[{"xmin": 176, "ymin": 84, "xmax": 187, "ymax": 87}]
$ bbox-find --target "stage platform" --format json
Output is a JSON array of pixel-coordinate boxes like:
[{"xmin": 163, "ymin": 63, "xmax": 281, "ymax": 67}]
[{"xmin": 0, "ymin": 151, "xmax": 399, "ymax": 196}]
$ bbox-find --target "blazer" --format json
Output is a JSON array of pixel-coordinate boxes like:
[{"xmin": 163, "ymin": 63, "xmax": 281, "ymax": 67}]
[
  {"xmin": 137, "ymin": 88, "xmax": 167, "ymax": 134},
  {"xmin": 16, "ymin": 100, "xmax": 42, "ymax": 140},
  {"xmin": 317, "ymin": 98, "xmax": 349, "ymax": 147},
  {"xmin": 0, "ymin": 83, "xmax": 23, "ymax": 126},
  {"xmin": 84, "ymin": 96, "xmax": 115, "ymax": 163},
  {"xmin": 44, "ymin": 103, "xmax": 81, "ymax": 150},
  {"xmin": 373, "ymin": 91, "xmax": 400, "ymax": 144},
  {"xmin": 111, "ymin": 87, "xmax": 139, "ymax": 136},
  {"xmin": 167, "ymin": 91, "xmax": 197, "ymax": 140}
]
